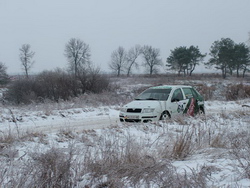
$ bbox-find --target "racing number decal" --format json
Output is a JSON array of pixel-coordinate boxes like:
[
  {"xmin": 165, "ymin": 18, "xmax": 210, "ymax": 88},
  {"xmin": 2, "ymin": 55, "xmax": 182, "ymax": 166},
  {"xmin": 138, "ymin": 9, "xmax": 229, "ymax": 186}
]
[{"xmin": 177, "ymin": 102, "xmax": 184, "ymax": 113}]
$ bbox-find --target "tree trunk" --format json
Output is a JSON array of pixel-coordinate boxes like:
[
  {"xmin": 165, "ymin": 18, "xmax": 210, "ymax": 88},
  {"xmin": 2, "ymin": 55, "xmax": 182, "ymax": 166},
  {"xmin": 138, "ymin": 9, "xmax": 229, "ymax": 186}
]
[
  {"xmin": 178, "ymin": 70, "xmax": 181, "ymax": 76},
  {"xmin": 189, "ymin": 64, "xmax": 196, "ymax": 76},
  {"xmin": 150, "ymin": 66, "xmax": 153, "ymax": 75},
  {"xmin": 117, "ymin": 69, "xmax": 120, "ymax": 77},
  {"xmin": 229, "ymin": 68, "xmax": 233, "ymax": 76},
  {"xmin": 243, "ymin": 68, "xmax": 247, "ymax": 78},
  {"xmin": 126, "ymin": 64, "xmax": 132, "ymax": 77},
  {"xmin": 25, "ymin": 68, "xmax": 29, "ymax": 79},
  {"xmin": 222, "ymin": 68, "xmax": 227, "ymax": 79},
  {"xmin": 236, "ymin": 68, "xmax": 239, "ymax": 78}
]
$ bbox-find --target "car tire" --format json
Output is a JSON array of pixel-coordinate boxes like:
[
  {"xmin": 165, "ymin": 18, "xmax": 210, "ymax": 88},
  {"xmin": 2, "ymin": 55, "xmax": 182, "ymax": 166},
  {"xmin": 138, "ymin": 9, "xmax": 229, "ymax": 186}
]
[
  {"xmin": 199, "ymin": 107, "xmax": 205, "ymax": 115},
  {"xmin": 160, "ymin": 111, "xmax": 171, "ymax": 120}
]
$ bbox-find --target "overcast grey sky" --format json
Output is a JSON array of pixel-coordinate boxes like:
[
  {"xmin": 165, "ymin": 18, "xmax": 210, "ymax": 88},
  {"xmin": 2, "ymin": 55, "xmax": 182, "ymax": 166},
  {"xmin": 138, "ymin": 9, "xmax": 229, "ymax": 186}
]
[{"xmin": 1, "ymin": 0, "xmax": 250, "ymax": 74}]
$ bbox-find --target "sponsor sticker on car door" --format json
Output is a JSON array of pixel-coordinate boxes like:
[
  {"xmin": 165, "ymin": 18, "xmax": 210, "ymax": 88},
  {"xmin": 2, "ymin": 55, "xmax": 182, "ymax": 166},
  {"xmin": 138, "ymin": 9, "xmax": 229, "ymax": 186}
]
[{"xmin": 184, "ymin": 98, "xmax": 199, "ymax": 116}]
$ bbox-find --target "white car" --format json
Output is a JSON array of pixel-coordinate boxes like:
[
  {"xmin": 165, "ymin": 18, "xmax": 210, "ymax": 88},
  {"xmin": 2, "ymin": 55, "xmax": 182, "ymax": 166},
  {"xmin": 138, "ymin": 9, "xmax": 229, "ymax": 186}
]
[{"xmin": 119, "ymin": 85, "xmax": 204, "ymax": 123}]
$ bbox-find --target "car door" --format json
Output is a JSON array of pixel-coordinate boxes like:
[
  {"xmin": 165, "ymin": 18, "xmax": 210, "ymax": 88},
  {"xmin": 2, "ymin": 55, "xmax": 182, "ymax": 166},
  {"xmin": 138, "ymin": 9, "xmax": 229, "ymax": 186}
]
[
  {"xmin": 169, "ymin": 88, "xmax": 188, "ymax": 116},
  {"xmin": 182, "ymin": 87, "xmax": 200, "ymax": 115}
]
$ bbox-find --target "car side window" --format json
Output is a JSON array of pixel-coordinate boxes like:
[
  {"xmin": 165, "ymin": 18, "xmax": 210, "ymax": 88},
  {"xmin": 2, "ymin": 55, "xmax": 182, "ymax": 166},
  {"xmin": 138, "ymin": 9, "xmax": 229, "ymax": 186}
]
[
  {"xmin": 191, "ymin": 88, "xmax": 198, "ymax": 98},
  {"xmin": 171, "ymin": 88, "xmax": 184, "ymax": 102},
  {"xmin": 183, "ymin": 88, "xmax": 193, "ymax": 99}
]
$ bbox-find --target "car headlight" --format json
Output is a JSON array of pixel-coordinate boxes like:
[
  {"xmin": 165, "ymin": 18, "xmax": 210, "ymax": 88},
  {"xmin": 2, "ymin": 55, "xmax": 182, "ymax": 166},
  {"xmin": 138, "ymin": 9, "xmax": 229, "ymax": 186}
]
[
  {"xmin": 142, "ymin": 108, "xmax": 155, "ymax": 113},
  {"xmin": 120, "ymin": 108, "xmax": 127, "ymax": 113}
]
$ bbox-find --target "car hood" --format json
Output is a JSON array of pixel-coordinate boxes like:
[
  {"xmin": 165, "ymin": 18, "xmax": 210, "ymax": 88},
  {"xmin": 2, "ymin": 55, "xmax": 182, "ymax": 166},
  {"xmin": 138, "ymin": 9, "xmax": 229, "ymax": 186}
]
[{"xmin": 123, "ymin": 100, "xmax": 163, "ymax": 109}]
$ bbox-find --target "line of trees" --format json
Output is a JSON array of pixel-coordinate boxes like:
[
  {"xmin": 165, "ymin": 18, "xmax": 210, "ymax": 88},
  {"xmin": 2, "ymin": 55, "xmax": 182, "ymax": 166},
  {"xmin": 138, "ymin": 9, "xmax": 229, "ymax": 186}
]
[
  {"xmin": 166, "ymin": 46, "xmax": 206, "ymax": 76},
  {"xmin": 109, "ymin": 37, "xmax": 250, "ymax": 78},
  {"xmin": 3, "ymin": 38, "xmax": 111, "ymax": 104},
  {"xmin": 0, "ymin": 36, "xmax": 250, "ymax": 86},
  {"xmin": 206, "ymin": 38, "xmax": 250, "ymax": 78},
  {"xmin": 109, "ymin": 45, "xmax": 163, "ymax": 76}
]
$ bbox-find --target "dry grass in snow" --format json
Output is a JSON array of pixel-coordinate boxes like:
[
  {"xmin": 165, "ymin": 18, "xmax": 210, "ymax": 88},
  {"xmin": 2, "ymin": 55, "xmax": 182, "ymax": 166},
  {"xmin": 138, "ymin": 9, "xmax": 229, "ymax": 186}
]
[
  {"xmin": 0, "ymin": 105, "xmax": 250, "ymax": 187},
  {"xmin": 1, "ymin": 75, "xmax": 250, "ymax": 187}
]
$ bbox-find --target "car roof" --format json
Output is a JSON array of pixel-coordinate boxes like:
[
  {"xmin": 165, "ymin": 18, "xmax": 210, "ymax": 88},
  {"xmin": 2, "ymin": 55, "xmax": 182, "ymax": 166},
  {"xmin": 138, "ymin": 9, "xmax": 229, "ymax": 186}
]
[{"xmin": 150, "ymin": 85, "xmax": 192, "ymax": 89}]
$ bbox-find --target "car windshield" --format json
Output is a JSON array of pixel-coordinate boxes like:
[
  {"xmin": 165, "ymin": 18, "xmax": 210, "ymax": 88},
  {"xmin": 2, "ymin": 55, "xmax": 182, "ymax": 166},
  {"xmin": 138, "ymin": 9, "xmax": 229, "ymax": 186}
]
[{"xmin": 135, "ymin": 88, "xmax": 171, "ymax": 101}]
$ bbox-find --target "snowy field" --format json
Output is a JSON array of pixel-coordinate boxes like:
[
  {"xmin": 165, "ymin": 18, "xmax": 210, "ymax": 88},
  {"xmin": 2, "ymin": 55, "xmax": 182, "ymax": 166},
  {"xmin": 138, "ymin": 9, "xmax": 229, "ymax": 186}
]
[{"xmin": 1, "ymin": 76, "xmax": 250, "ymax": 187}]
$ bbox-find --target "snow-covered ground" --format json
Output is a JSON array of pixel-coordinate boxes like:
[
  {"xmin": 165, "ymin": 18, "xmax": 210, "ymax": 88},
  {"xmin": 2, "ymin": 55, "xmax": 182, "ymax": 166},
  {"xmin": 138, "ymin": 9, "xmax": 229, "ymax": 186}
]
[
  {"xmin": 1, "ymin": 99, "xmax": 249, "ymax": 134},
  {"xmin": 1, "ymin": 98, "xmax": 250, "ymax": 187},
  {"xmin": 0, "ymin": 106, "xmax": 119, "ymax": 134},
  {"xmin": 1, "ymin": 76, "xmax": 250, "ymax": 187}
]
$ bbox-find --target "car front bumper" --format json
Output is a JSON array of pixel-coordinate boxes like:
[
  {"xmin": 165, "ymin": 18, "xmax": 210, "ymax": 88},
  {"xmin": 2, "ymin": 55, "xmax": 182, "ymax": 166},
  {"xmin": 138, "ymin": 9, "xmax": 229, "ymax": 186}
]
[{"xmin": 119, "ymin": 112, "xmax": 159, "ymax": 123}]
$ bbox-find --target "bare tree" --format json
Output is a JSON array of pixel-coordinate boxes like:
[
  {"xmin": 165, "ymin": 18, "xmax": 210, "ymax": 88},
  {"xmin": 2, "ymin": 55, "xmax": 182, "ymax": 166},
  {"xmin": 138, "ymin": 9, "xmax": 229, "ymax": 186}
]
[
  {"xmin": 64, "ymin": 38, "xmax": 91, "ymax": 78},
  {"xmin": 0, "ymin": 62, "xmax": 9, "ymax": 85},
  {"xmin": 19, "ymin": 44, "xmax": 35, "ymax": 78},
  {"xmin": 125, "ymin": 45, "xmax": 141, "ymax": 76},
  {"xmin": 109, "ymin": 46, "xmax": 127, "ymax": 77},
  {"xmin": 141, "ymin": 45, "xmax": 162, "ymax": 75}
]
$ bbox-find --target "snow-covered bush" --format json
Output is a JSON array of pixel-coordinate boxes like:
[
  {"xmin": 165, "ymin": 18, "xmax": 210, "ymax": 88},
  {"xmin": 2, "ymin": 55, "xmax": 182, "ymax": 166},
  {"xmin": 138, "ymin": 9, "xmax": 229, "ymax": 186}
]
[
  {"xmin": 4, "ymin": 70, "xmax": 111, "ymax": 104},
  {"xmin": 226, "ymin": 84, "xmax": 250, "ymax": 100}
]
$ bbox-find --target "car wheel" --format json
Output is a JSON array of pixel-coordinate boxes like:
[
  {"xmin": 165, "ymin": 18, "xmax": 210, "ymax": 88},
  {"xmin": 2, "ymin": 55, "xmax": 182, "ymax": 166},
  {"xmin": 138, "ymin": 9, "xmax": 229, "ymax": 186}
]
[
  {"xmin": 160, "ymin": 111, "xmax": 171, "ymax": 120},
  {"xmin": 199, "ymin": 107, "xmax": 205, "ymax": 115}
]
